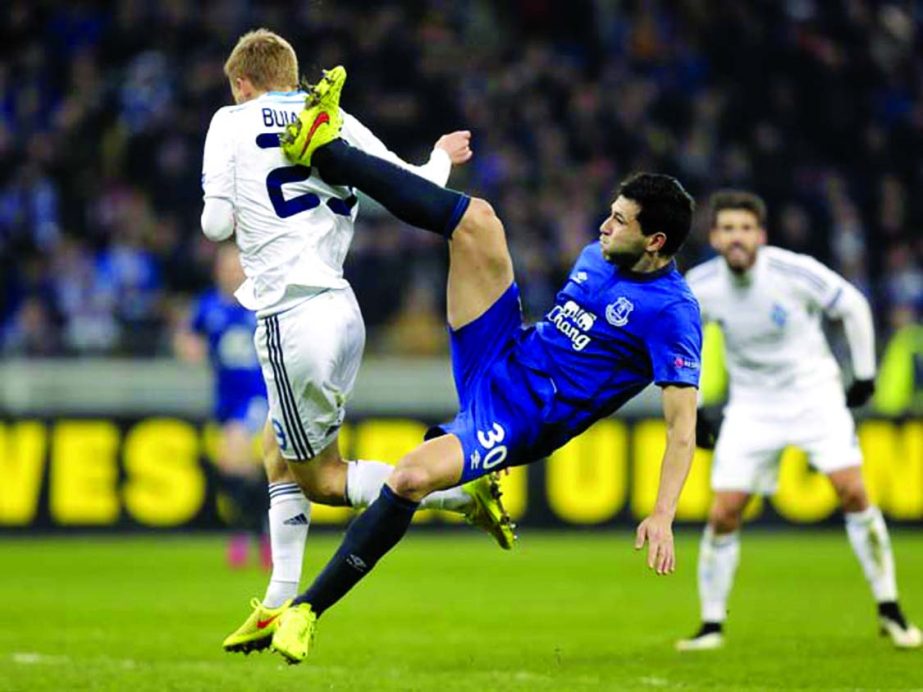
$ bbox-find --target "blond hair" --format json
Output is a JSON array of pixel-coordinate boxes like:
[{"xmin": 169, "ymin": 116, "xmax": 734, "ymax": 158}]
[{"xmin": 223, "ymin": 29, "xmax": 298, "ymax": 91}]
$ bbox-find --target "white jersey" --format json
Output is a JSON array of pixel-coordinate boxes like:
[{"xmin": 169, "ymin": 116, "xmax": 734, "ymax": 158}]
[
  {"xmin": 201, "ymin": 90, "xmax": 451, "ymax": 315},
  {"xmin": 686, "ymin": 246, "xmax": 876, "ymax": 406}
]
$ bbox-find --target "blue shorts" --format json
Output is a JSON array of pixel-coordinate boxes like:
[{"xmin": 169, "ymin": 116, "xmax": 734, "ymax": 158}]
[
  {"xmin": 216, "ymin": 395, "xmax": 269, "ymax": 432},
  {"xmin": 428, "ymin": 283, "xmax": 553, "ymax": 483}
]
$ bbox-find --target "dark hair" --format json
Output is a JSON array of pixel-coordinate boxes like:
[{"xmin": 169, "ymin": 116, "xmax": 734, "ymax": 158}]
[
  {"xmin": 617, "ymin": 173, "xmax": 695, "ymax": 256},
  {"xmin": 708, "ymin": 189, "xmax": 767, "ymax": 226}
]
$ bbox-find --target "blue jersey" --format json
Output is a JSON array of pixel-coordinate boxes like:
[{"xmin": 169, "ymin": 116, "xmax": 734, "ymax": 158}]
[
  {"xmin": 190, "ymin": 289, "xmax": 267, "ymax": 425},
  {"xmin": 434, "ymin": 242, "xmax": 702, "ymax": 481},
  {"xmin": 520, "ymin": 242, "xmax": 702, "ymax": 453}
]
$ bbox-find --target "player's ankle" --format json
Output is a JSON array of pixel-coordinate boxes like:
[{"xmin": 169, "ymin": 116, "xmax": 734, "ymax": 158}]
[{"xmin": 878, "ymin": 601, "xmax": 907, "ymax": 626}]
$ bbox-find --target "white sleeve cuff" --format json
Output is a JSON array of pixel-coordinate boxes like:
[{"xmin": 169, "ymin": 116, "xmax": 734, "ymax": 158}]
[
  {"xmin": 201, "ymin": 198, "xmax": 235, "ymax": 242},
  {"xmin": 416, "ymin": 147, "xmax": 452, "ymax": 187}
]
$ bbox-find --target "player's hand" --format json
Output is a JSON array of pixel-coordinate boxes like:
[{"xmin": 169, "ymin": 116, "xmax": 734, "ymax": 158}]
[
  {"xmin": 846, "ymin": 378, "xmax": 875, "ymax": 408},
  {"xmin": 695, "ymin": 409, "xmax": 720, "ymax": 450},
  {"xmin": 435, "ymin": 130, "xmax": 473, "ymax": 165},
  {"xmin": 635, "ymin": 512, "xmax": 675, "ymax": 575}
]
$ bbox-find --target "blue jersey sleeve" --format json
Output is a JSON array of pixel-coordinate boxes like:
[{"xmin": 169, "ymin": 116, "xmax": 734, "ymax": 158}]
[
  {"xmin": 647, "ymin": 300, "xmax": 702, "ymax": 387},
  {"xmin": 190, "ymin": 297, "xmax": 208, "ymax": 336}
]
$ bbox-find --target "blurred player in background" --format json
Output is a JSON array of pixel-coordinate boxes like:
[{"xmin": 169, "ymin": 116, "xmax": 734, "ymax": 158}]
[
  {"xmin": 202, "ymin": 30, "xmax": 513, "ymax": 655},
  {"xmin": 266, "ymin": 68, "xmax": 702, "ymax": 663},
  {"xmin": 175, "ymin": 243, "xmax": 269, "ymax": 569},
  {"xmin": 678, "ymin": 190, "xmax": 921, "ymax": 651}
]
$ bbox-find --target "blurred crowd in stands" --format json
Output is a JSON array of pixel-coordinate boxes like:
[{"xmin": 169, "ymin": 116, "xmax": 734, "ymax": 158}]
[{"xmin": 2, "ymin": 0, "xmax": 921, "ymax": 359}]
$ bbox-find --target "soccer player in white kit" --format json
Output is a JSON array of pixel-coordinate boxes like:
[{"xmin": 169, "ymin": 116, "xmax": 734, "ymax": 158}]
[
  {"xmin": 200, "ymin": 30, "xmax": 514, "ymax": 654},
  {"xmin": 677, "ymin": 190, "xmax": 920, "ymax": 650}
]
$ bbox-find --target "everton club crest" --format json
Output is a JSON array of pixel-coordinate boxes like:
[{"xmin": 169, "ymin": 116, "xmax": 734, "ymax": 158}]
[{"xmin": 606, "ymin": 297, "xmax": 634, "ymax": 327}]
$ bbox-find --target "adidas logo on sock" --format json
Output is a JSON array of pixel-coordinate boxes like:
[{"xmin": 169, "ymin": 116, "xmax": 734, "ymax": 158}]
[{"xmin": 283, "ymin": 513, "xmax": 309, "ymax": 526}]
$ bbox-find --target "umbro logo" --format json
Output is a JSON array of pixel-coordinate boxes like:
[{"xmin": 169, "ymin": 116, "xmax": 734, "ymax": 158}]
[
  {"xmin": 284, "ymin": 513, "xmax": 309, "ymax": 526},
  {"xmin": 346, "ymin": 553, "xmax": 368, "ymax": 572}
]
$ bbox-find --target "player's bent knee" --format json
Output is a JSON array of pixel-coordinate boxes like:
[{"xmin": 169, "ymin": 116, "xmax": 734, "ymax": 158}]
[
  {"xmin": 837, "ymin": 482, "xmax": 869, "ymax": 513},
  {"xmin": 454, "ymin": 200, "xmax": 511, "ymax": 269},
  {"xmin": 457, "ymin": 198, "xmax": 499, "ymax": 235},
  {"xmin": 388, "ymin": 463, "xmax": 435, "ymax": 502},
  {"xmin": 709, "ymin": 505, "xmax": 743, "ymax": 533}
]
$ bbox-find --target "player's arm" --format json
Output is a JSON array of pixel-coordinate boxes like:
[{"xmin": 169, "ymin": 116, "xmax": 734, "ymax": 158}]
[
  {"xmin": 341, "ymin": 112, "xmax": 471, "ymax": 187},
  {"xmin": 201, "ymin": 109, "xmax": 236, "ymax": 241},
  {"xmin": 802, "ymin": 257, "xmax": 877, "ymax": 406},
  {"xmin": 684, "ymin": 270, "xmax": 725, "ymax": 448},
  {"xmin": 201, "ymin": 199, "xmax": 235, "ymax": 242},
  {"xmin": 173, "ymin": 321, "xmax": 207, "ymax": 363},
  {"xmin": 172, "ymin": 299, "xmax": 207, "ymax": 363},
  {"xmin": 826, "ymin": 281, "xmax": 877, "ymax": 406},
  {"xmin": 174, "ymin": 326, "xmax": 207, "ymax": 363},
  {"xmin": 635, "ymin": 384, "xmax": 697, "ymax": 575}
]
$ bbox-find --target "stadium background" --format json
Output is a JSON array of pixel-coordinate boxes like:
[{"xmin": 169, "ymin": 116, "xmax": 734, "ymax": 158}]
[
  {"xmin": 2, "ymin": 3, "xmax": 923, "ymax": 690},
  {"xmin": 1, "ymin": 0, "xmax": 920, "ymax": 532}
]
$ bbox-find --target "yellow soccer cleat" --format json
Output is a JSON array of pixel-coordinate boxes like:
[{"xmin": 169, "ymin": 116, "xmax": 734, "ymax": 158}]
[
  {"xmin": 271, "ymin": 602, "xmax": 318, "ymax": 665},
  {"xmin": 222, "ymin": 598, "xmax": 290, "ymax": 654},
  {"xmin": 462, "ymin": 472, "xmax": 517, "ymax": 550},
  {"xmin": 280, "ymin": 66, "xmax": 347, "ymax": 166}
]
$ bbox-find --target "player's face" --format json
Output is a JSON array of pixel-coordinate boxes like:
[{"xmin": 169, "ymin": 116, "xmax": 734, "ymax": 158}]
[
  {"xmin": 599, "ymin": 196, "xmax": 659, "ymax": 268},
  {"xmin": 710, "ymin": 209, "xmax": 766, "ymax": 273}
]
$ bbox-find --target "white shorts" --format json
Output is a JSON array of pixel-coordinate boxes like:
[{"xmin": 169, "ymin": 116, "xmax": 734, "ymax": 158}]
[
  {"xmin": 711, "ymin": 398, "xmax": 862, "ymax": 495},
  {"xmin": 255, "ymin": 288, "xmax": 365, "ymax": 460}
]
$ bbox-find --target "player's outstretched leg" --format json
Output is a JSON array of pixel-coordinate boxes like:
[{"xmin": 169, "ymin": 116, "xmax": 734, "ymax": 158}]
[
  {"xmin": 289, "ymin": 451, "xmax": 515, "ymax": 550},
  {"xmin": 830, "ymin": 468, "xmax": 922, "ymax": 649},
  {"xmin": 677, "ymin": 492, "xmax": 747, "ymax": 652},
  {"xmin": 270, "ymin": 434, "xmax": 466, "ymax": 664},
  {"xmin": 282, "ymin": 66, "xmax": 517, "ymax": 329}
]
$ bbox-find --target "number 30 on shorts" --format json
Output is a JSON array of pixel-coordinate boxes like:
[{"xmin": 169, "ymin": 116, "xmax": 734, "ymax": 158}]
[{"xmin": 477, "ymin": 423, "xmax": 508, "ymax": 470}]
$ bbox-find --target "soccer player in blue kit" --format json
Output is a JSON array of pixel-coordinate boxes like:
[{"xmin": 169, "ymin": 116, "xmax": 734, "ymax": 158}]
[
  {"xmin": 269, "ymin": 68, "xmax": 702, "ymax": 662},
  {"xmin": 175, "ymin": 243, "xmax": 269, "ymax": 568}
]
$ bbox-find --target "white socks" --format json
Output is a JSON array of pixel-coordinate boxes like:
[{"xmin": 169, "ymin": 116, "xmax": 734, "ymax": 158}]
[
  {"xmin": 346, "ymin": 460, "xmax": 472, "ymax": 511},
  {"xmin": 694, "ymin": 506, "xmax": 898, "ymax": 625},
  {"xmin": 698, "ymin": 525, "xmax": 740, "ymax": 623},
  {"xmin": 263, "ymin": 482, "xmax": 311, "ymax": 608},
  {"xmin": 845, "ymin": 506, "xmax": 898, "ymax": 603}
]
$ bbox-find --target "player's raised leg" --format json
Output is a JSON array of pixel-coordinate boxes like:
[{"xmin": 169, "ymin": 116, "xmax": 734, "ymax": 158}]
[
  {"xmin": 282, "ymin": 68, "xmax": 514, "ymax": 331},
  {"xmin": 676, "ymin": 490, "xmax": 749, "ymax": 651},
  {"xmin": 444, "ymin": 198, "xmax": 514, "ymax": 329},
  {"xmin": 828, "ymin": 466, "xmax": 921, "ymax": 648}
]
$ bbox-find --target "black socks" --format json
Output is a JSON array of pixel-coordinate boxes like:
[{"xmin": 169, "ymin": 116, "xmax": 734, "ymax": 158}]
[
  {"xmin": 313, "ymin": 139, "xmax": 470, "ymax": 237},
  {"xmin": 293, "ymin": 485, "xmax": 419, "ymax": 615},
  {"xmin": 879, "ymin": 601, "xmax": 908, "ymax": 627}
]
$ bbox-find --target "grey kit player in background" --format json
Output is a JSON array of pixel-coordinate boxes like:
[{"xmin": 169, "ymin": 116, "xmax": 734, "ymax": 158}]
[{"xmin": 678, "ymin": 190, "xmax": 920, "ymax": 651}]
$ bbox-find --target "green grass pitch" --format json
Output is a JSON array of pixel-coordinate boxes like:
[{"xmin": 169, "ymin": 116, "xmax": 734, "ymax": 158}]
[{"xmin": 1, "ymin": 530, "xmax": 921, "ymax": 690}]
